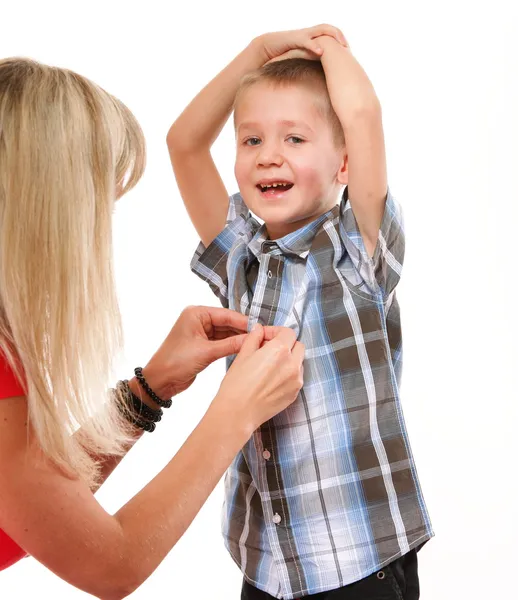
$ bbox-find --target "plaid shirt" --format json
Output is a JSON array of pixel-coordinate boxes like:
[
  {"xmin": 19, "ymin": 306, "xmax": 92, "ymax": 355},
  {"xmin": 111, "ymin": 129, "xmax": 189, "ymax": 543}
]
[{"xmin": 191, "ymin": 188, "xmax": 433, "ymax": 599}]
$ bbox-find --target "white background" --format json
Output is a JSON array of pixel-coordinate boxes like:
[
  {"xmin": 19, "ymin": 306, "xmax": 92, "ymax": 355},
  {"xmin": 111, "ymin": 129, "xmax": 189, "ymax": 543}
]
[{"xmin": 1, "ymin": 1, "xmax": 517, "ymax": 598}]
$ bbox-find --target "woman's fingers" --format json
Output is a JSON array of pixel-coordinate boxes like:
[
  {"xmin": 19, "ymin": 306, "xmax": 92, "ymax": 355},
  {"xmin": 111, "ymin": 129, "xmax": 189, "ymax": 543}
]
[
  {"xmin": 202, "ymin": 306, "xmax": 249, "ymax": 332},
  {"xmin": 211, "ymin": 326, "xmax": 249, "ymax": 340},
  {"xmin": 262, "ymin": 326, "xmax": 297, "ymax": 352},
  {"xmin": 234, "ymin": 324, "xmax": 265, "ymax": 361},
  {"xmin": 291, "ymin": 341, "xmax": 305, "ymax": 368},
  {"xmin": 206, "ymin": 333, "xmax": 248, "ymax": 363}
]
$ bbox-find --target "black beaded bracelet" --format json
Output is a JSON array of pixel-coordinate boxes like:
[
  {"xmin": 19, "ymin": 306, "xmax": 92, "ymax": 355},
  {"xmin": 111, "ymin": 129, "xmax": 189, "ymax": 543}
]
[
  {"xmin": 125, "ymin": 413, "xmax": 156, "ymax": 433},
  {"xmin": 114, "ymin": 380, "xmax": 159, "ymax": 433},
  {"xmin": 134, "ymin": 367, "xmax": 173, "ymax": 409},
  {"xmin": 122, "ymin": 380, "xmax": 163, "ymax": 423}
]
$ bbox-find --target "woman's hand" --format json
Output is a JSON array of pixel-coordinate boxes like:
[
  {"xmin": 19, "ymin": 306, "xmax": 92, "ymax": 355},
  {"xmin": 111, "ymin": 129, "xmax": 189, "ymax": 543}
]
[
  {"xmin": 211, "ymin": 324, "xmax": 305, "ymax": 436},
  {"xmin": 254, "ymin": 24, "xmax": 348, "ymax": 64},
  {"xmin": 132, "ymin": 306, "xmax": 249, "ymax": 401}
]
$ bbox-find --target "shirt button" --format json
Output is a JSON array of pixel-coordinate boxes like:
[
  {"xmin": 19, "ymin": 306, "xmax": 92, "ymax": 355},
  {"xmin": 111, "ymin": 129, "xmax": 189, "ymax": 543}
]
[
  {"xmin": 272, "ymin": 513, "xmax": 282, "ymax": 524},
  {"xmin": 267, "ymin": 270, "xmax": 273, "ymax": 279},
  {"xmin": 263, "ymin": 449, "xmax": 271, "ymax": 460}
]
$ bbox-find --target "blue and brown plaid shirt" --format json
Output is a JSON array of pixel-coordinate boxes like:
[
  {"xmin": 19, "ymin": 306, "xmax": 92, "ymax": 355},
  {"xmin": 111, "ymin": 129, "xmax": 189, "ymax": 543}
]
[{"xmin": 191, "ymin": 188, "xmax": 433, "ymax": 599}]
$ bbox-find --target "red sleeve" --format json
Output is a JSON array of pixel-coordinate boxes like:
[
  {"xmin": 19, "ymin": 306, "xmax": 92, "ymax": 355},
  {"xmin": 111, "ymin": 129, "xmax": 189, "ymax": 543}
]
[
  {"xmin": 0, "ymin": 351, "xmax": 29, "ymax": 569},
  {"xmin": 0, "ymin": 528, "xmax": 27, "ymax": 570},
  {"xmin": 0, "ymin": 351, "xmax": 25, "ymax": 399}
]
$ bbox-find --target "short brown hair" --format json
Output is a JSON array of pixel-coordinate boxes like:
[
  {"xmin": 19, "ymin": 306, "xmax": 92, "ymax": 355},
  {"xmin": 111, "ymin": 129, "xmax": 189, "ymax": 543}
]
[{"xmin": 234, "ymin": 58, "xmax": 345, "ymax": 148}]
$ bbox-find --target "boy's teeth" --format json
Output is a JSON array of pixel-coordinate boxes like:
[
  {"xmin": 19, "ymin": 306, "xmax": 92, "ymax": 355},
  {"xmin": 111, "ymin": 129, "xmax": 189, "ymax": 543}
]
[{"xmin": 261, "ymin": 182, "xmax": 289, "ymax": 189}]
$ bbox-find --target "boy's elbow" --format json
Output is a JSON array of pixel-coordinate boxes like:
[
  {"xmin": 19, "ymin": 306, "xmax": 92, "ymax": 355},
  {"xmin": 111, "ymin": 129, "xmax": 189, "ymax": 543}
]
[
  {"xmin": 166, "ymin": 123, "xmax": 203, "ymax": 156},
  {"xmin": 166, "ymin": 123, "xmax": 182, "ymax": 152},
  {"xmin": 342, "ymin": 95, "xmax": 381, "ymax": 129},
  {"xmin": 354, "ymin": 97, "xmax": 381, "ymax": 123},
  {"xmin": 166, "ymin": 121, "xmax": 191, "ymax": 153},
  {"xmin": 167, "ymin": 122, "xmax": 213, "ymax": 156}
]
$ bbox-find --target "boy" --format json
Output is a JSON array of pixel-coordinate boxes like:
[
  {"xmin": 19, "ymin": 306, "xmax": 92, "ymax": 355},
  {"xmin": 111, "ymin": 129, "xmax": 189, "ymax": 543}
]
[{"xmin": 168, "ymin": 24, "xmax": 433, "ymax": 600}]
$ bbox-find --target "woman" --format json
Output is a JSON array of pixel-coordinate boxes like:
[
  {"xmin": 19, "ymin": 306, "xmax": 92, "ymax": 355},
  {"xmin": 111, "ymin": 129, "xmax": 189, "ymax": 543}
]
[{"xmin": 0, "ymin": 58, "xmax": 304, "ymax": 599}]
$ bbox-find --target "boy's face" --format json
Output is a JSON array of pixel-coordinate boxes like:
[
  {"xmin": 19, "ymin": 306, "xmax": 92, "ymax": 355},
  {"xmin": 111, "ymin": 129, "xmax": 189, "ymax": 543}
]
[{"xmin": 234, "ymin": 82, "xmax": 347, "ymax": 240}]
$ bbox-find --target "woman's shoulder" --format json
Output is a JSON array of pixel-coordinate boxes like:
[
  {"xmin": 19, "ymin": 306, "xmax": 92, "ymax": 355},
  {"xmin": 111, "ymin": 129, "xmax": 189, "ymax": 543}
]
[{"xmin": 0, "ymin": 351, "xmax": 25, "ymax": 399}]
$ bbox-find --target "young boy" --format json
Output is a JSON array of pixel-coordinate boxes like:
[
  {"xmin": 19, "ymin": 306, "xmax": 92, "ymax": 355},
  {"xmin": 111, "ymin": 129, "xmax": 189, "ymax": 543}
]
[{"xmin": 168, "ymin": 24, "xmax": 433, "ymax": 600}]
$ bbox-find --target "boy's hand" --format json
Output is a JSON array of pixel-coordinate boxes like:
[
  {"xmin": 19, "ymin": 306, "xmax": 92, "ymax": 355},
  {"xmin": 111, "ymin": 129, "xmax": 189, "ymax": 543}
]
[
  {"xmin": 256, "ymin": 24, "xmax": 348, "ymax": 64},
  {"xmin": 265, "ymin": 48, "xmax": 318, "ymax": 65}
]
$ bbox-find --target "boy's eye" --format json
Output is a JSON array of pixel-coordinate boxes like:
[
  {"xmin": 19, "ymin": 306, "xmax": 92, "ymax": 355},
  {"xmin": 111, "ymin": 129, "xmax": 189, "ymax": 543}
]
[
  {"xmin": 245, "ymin": 137, "xmax": 261, "ymax": 146},
  {"xmin": 287, "ymin": 136, "xmax": 304, "ymax": 144}
]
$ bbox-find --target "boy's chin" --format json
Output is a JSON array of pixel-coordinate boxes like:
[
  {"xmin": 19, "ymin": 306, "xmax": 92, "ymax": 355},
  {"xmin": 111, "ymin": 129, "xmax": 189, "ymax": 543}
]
[{"xmin": 263, "ymin": 216, "xmax": 311, "ymax": 239}]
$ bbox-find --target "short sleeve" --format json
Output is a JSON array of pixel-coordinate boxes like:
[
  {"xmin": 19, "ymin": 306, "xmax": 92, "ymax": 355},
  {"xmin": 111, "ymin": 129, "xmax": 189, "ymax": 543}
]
[
  {"xmin": 340, "ymin": 187, "xmax": 404, "ymax": 298},
  {"xmin": 190, "ymin": 193, "xmax": 254, "ymax": 308},
  {"xmin": 0, "ymin": 351, "xmax": 25, "ymax": 399}
]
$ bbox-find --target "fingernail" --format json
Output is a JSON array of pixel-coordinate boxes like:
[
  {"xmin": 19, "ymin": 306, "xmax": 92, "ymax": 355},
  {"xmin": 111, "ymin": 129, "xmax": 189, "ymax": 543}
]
[{"xmin": 251, "ymin": 323, "xmax": 261, "ymax": 332}]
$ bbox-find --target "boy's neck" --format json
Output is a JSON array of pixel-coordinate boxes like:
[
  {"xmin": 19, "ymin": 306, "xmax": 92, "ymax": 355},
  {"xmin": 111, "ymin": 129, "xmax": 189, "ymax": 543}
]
[{"xmin": 265, "ymin": 203, "xmax": 338, "ymax": 241}]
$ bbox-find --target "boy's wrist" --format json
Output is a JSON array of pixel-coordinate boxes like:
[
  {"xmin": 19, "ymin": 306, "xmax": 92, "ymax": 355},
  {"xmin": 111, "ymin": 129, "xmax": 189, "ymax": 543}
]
[
  {"xmin": 318, "ymin": 34, "xmax": 352, "ymax": 61},
  {"xmin": 319, "ymin": 36, "xmax": 379, "ymax": 114}
]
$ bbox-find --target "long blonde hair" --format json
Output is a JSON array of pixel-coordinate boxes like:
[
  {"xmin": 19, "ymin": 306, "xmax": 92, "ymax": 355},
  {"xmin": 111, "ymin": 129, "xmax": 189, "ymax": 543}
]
[{"xmin": 0, "ymin": 58, "xmax": 146, "ymax": 487}]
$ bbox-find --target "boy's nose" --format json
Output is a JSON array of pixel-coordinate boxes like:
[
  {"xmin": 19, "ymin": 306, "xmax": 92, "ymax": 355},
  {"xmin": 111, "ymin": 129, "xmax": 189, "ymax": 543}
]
[{"xmin": 256, "ymin": 144, "xmax": 284, "ymax": 167}]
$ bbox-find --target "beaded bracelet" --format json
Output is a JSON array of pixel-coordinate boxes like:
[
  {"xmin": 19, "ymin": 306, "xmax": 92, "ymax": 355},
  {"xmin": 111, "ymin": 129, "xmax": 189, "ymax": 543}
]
[
  {"xmin": 124, "ymin": 412, "xmax": 157, "ymax": 433},
  {"xmin": 114, "ymin": 380, "xmax": 161, "ymax": 433},
  {"xmin": 122, "ymin": 380, "xmax": 163, "ymax": 423},
  {"xmin": 134, "ymin": 367, "xmax": 173, "ymax": 409}
]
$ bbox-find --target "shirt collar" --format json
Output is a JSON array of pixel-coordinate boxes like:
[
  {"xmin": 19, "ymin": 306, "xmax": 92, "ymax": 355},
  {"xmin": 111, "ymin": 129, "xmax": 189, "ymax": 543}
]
[{"xmin": 247, "ymin": 205, "xmax": 339, "ymax": 260}]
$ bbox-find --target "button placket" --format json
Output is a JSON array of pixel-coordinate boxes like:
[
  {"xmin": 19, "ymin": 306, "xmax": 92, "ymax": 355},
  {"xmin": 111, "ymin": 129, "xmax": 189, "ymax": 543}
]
[{"xmin": 254, "ymin": 253, "xmax": 284, "ymax": 328}]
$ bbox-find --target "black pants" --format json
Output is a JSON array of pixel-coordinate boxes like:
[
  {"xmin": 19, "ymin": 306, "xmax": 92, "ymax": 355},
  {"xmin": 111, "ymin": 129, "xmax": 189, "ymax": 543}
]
[{"xmin": 241, "ymin": 549, "xmax": 419, "ymax": 600}]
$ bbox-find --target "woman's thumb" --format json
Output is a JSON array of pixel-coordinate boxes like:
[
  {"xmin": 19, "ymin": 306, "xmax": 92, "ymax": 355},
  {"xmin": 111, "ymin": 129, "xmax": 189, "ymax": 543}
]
[{"xmin": 236, "ymin": 323, "xmax": 264, "ymax": 361}]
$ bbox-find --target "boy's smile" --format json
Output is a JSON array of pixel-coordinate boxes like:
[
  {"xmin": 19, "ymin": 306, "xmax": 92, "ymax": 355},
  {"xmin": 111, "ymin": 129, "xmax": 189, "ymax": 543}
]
[
  {"xmin": 234, "ymin": 82, "xmax": 347, "ymax": 240},
  {"xmin": 256, "ymin": 178, "xmax": 294, "ymax": 199}
]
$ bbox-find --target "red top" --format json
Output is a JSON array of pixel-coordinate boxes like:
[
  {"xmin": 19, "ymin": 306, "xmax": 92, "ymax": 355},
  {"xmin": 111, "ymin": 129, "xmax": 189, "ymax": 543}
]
[{"xmin": 0, "ymin": 351, "xmax": 28, "ymax": 571}]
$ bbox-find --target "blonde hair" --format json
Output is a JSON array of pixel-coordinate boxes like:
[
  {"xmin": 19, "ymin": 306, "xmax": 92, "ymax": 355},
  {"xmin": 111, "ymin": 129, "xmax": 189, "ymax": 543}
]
[
  {"xmin": 234, "ymin": 58, "xmax": 345, "ymax": 148},
  {"xmin": 0, "ymin": 58, "xmax": 146, "ymax": 487}
]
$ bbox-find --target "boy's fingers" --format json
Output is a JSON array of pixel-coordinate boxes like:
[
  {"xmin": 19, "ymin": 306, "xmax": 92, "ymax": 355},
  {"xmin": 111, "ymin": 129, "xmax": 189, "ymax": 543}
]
[
  {"xmin": 266, "ymin": 48, "xmax": 317, "ymax": 64},
  {"xmin": 309, "ymin": 40, "xmax": 323, "ymax": 55},
  {"xmin": 310, "ymin": 24, "xmax": 348, "ymax": 47}
]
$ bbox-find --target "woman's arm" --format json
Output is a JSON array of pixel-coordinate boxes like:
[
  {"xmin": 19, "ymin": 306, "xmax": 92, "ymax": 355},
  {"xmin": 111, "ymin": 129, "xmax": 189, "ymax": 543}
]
[
  {"xmin": 85, "ymin": 304, "xmax": 248, "ymax": 493},
  {"xmin": 86, "ymin": 381, "xmax": 165, "ymax": 494},
  {"xmin": 0, "ymin": 325, "xmax": 303, "ymax": 599},
  {"xmin": 88, "ymin": 429, "xmax": 142, "ymax": 494},
  {"xmin": 0, "ymin": 394, "xmax": 247, "ymax": 599}
]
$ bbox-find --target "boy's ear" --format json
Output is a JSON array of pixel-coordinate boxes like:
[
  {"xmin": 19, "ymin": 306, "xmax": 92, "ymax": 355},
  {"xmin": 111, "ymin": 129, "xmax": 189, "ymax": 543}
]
[{"xmin": 337, "ymin": 153, "xmax": 348, "ymax": 185}]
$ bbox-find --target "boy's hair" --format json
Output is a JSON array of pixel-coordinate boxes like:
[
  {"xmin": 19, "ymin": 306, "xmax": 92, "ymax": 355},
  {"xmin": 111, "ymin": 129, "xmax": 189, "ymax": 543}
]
[
  {"xmin": 234, "ymin": 58, "xmax": 345, "ymax": 148},
  {"xmin": 0, "ymin": 57, "xmax": 145, "ymax": 487}
]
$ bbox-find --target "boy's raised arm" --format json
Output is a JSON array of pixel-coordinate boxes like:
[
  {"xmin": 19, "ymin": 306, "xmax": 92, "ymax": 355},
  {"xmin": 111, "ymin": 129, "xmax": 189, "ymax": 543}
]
[
  {"xmin": 167, "ymin": 41, "xmax": 266, "ymax": 247},
  {"xmin": 167, "ymin": 25, "xmax": 348, "ymax": 248},
  {"xmin": 318, "ymin": 36, "xmax": 387, "ymax": 257}
]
